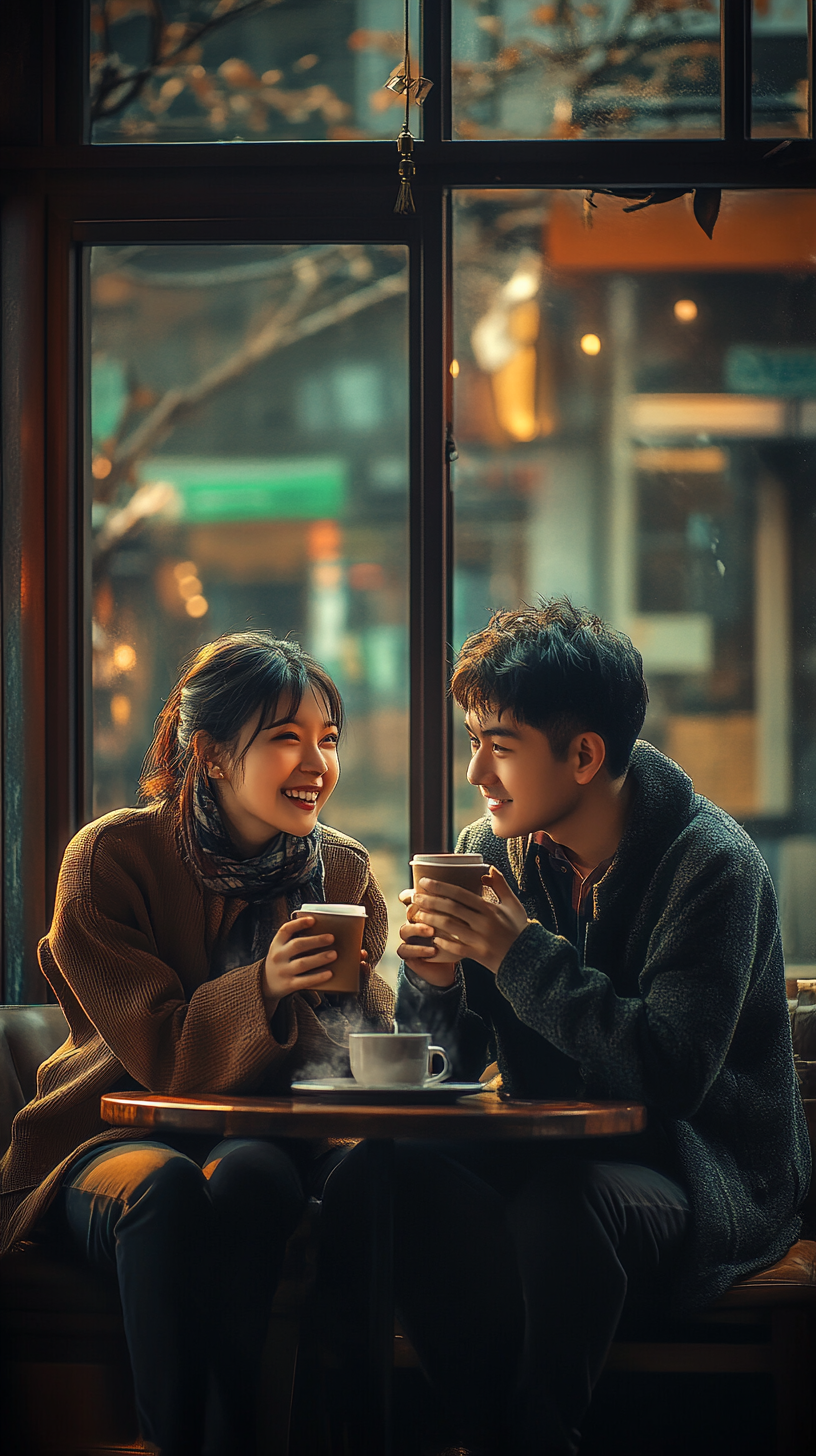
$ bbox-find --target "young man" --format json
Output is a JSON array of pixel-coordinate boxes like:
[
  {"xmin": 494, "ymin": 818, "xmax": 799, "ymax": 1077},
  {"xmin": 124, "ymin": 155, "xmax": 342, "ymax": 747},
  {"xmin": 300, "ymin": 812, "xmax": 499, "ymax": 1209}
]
[{"xmin": 324, "ymin": 598, "xmax": 809, "ymax": 1455}]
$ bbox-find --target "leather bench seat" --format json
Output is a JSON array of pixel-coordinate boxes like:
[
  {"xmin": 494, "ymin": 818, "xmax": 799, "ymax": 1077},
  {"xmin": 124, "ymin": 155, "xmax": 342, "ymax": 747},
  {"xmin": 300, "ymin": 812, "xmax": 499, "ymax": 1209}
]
[{"xmin": 715, "ymin": 1239, "xmax": 816, "ymax": 1307}]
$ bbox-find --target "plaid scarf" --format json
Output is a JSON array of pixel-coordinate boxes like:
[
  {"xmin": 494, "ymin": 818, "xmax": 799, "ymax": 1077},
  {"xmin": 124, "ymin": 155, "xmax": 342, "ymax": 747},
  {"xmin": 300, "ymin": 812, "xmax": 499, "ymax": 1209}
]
[{"xmin": 181, "ymin": 772, "xmax": 325, "ymax": 909}]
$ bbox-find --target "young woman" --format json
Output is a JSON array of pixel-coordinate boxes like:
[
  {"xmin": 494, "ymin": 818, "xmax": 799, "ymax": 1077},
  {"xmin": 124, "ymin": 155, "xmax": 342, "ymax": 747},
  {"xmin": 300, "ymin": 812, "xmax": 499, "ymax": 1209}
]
[{"xmin": 0, "ymin": 631, "xmax": 393, "ymax": 1456}]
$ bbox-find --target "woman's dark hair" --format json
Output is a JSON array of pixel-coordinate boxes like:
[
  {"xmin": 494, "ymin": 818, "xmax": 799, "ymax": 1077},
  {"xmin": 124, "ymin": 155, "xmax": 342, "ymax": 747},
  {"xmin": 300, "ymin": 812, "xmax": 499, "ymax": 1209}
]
[
  {"xmin": 140, "ymin": 632, "xmax": 344, "ymax": 822},
  {"xmin": 450, "ymin": 597, "xmax": 648, "ymax": 778}
]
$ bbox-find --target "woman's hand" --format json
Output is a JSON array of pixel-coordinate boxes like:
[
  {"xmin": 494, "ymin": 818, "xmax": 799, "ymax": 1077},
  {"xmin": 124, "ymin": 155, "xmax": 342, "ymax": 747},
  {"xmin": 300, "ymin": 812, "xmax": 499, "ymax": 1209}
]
[
  {"xmin": 262, "ymin": 917, "xmax": 336, "ymax": 1013},
  {"xmin": 410, "ymin": 867, "xmax": 529, "ymax": 975},
  {"xmin": 396, "ymin": 889, "xmax": 458, "ymax": 988}
]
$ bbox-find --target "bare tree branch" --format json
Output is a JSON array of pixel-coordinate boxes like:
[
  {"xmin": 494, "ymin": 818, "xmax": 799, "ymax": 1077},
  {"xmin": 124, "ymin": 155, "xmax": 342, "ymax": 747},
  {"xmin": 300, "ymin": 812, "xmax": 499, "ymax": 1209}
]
[
  {"xmin": 93, "ymin": 267, "xmax": 407, "ymax": 574},
  {"xmin": 91, "ymin": 0, "xmax": 278, "ymax": 121},
  {"xmin": 110, "ymin": 269, "xmax": 407, "ymax": 477}
]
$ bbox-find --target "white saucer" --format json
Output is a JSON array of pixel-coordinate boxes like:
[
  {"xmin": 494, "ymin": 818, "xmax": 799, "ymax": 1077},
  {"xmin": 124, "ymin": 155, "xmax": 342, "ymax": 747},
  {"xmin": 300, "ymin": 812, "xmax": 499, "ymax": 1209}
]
[{"xmin": 290, "ymin": 1078, "xmax": 487, "ymax": 1104}]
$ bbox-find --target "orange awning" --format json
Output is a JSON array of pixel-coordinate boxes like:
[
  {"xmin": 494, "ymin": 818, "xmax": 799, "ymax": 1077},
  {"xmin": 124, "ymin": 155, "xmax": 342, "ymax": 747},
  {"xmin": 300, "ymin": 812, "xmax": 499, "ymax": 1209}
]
[{"xmin": 546, "ymin": 190, "xmax": 816, "ymax": 271}]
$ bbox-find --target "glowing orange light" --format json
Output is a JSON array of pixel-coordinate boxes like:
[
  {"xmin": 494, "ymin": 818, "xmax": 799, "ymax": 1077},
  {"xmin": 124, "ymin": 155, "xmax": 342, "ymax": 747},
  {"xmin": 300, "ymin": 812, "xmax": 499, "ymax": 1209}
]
[
  {"xmin": 178, "ymin": 575, "xmax": 203, "ymax": 601},
  {"xmin": 173, "ymin": 560, "xmax": 198, "ymax": 580},
  {"xmin": 185, "ymin": 595, "xmax": 209, "ymax": 618},
  {"xmin": 580, "ymin": 333, "xmax": 602, "ymax": 356},
  {"xmin": 449, "ymin": 359, "xmax": 460, "ymax": 378},
  {"xmin": 92, "ymin": 456, "xmax": 112, "ymax": 479},
  {"xmin": 308, "ymin": 519, "xmax": 342, "ymax": 563},
  {"xmin": 110, "ymin": 694, "xmax": 131, "ymax": 727},
  {"xmin": 674, "ymin": 298, "xmax": 698, "ymax": 322},
  {"xmin": 113, "ymin": 644, "xmax": 137, "ymax": 673}
]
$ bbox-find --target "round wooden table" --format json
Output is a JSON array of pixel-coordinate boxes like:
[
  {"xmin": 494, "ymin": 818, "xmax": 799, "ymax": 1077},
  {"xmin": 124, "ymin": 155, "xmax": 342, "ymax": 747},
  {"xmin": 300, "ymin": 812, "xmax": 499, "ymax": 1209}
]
[
  {"xmin": 100, "ymin": 1089, "xmax": 645, "ymax": 1140},
  {"xmin": 101, "ymin": 1090, "xmax": 646, "ymax": 1455}
]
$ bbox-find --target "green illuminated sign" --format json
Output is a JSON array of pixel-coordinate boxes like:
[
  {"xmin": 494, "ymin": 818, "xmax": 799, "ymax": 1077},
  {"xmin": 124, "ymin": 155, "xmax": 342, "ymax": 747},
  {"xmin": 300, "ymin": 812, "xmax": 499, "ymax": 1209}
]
[{"xmin": 138, "ymin": 457, "xmax": 347, "ymax": 522}]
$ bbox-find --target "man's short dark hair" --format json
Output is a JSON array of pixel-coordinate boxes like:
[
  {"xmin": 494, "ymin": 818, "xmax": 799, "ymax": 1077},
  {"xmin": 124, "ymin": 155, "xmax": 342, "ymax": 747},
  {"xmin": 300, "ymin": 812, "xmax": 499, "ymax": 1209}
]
[{"xmin": 450, "ymin": 598, "xmax": 648, "ymax": 778}]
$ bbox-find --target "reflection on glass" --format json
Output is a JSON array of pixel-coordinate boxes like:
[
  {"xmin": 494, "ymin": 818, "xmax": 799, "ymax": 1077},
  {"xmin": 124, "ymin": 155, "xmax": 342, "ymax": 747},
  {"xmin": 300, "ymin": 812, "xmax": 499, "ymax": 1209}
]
[
  {"xmin": 90, "ymin": 0, "xmax": 419, "ymax": 143},
  {"xmin": 452, "ymin": 188, "xmax": 816, "ymax": 970},
  {"xmin": 89, "ymin": 243, "xmax": 408, "ymax": 978},
  {"xmin": 452, "ymin": 0, "xmax": 721, "ymax": 139},
  {"xmin": 752, "ymin": 0, "xmax": 810, "ymax": 138}
]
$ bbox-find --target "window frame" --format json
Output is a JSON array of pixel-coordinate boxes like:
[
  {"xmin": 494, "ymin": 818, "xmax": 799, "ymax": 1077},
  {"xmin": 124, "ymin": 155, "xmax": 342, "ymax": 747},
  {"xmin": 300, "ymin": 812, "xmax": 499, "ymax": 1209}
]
[{"xmin": 0, "ymin": 0, "xmax": 814, "ymax": 1000}]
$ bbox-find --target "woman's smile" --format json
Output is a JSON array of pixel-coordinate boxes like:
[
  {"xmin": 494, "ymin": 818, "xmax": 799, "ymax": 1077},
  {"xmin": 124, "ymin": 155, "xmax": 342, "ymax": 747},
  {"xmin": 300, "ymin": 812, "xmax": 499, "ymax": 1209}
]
[{"xmin": 281, "ymin": 785, "xmax": 321, "ymax": 810}]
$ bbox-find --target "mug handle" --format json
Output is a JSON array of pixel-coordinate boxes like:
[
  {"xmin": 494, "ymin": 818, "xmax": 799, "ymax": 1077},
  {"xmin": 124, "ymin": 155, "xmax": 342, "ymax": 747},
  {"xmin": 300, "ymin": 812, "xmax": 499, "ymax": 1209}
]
[{"xmin": 425, "ymin": 1046, "xmax": 451, "ymax": 1085}]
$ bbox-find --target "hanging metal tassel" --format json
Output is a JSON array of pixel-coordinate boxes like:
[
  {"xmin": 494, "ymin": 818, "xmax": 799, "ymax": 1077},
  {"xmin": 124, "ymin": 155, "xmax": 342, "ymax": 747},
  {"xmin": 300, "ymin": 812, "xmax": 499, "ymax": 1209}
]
[
  {"xmin": 386, "ymin": 0, "xmax": 432, "ymax": 216},
  {"xmin": 394, "ymin": 125, "xmax": 416, "ymax": 215}
]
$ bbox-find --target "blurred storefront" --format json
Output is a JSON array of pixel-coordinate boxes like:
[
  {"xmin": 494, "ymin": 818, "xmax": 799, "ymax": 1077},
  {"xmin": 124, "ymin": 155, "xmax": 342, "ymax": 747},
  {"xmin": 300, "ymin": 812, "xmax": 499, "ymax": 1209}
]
[{"xmin": 451, "ymin": 188, "xmax": 816, "ymax": 971}]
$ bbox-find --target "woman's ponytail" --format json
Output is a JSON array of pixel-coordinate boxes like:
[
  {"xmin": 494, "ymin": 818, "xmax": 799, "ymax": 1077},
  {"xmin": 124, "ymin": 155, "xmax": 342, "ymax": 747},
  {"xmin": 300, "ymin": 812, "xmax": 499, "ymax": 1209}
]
[{"xmin": 139, "ymin": 679, "xmax": 188, "ymax": 802}]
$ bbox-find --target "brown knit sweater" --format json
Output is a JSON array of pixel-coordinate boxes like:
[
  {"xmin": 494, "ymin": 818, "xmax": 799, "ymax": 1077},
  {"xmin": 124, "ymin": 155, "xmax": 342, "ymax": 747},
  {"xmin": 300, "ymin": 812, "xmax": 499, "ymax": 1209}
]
[{"xmin": 0, "ymin": 800, "xmax": 393, "ymax": 1255}]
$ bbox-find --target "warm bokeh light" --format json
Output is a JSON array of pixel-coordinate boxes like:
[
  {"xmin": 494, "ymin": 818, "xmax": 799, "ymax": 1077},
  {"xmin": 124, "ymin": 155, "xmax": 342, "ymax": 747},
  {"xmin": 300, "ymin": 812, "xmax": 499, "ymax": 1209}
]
[
  {"xmin": 173, "ymin": 560, "xmax": 198, "ymax": 580},
  {"xmin": 580, "ymin": 333, "xmax": 602, "ymax": 356},
  {"xmin": 449, "ymin": 358, "xmax": 460, "ymax": 377},
  {"xmin": 674, "ymin": 298, "xmax": 699, "ymax": 322},
  {"xmin": 92, "ymin": 456, "xmax": 112, "ymax": 479},
  {"xmin": 110, "ymin": 694, "xmax": 131, "ymax": 727},
  {"xmin": 112, "ymin": 644, "xmax": 137, "ymax": 673},
  {"xmin": 185, "ymin": 595, "xmax": 209, "ymax": 618},
  {"xmin": 178, "ymin": 575, "xmax": 203, "ymax": 600}
]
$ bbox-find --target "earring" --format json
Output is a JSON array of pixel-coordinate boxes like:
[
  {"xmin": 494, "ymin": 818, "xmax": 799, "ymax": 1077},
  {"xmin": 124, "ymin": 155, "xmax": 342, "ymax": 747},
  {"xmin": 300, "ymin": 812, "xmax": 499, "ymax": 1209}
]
[{"xmin": 208, "ymin": 766, "xmax": 223, "ymax": 780}]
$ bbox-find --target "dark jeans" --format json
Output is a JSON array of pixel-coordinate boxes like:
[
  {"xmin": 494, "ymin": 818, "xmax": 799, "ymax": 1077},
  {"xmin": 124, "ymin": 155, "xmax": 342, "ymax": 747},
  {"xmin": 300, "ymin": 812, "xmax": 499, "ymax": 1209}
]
[
  {"xmin": 55, "ymin": 1135, "xmax": 344, "ymax": 1456},
  {"xmin": 319, "ymin": 1140, "xmax": 690, "ymax": 1455}
]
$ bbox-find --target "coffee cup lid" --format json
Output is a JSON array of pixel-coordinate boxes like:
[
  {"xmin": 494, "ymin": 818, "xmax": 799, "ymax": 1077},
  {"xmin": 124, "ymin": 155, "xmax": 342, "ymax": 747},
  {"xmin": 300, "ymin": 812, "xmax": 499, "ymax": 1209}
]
[
  {"xmin": 296, "ymin": 903, "xmax": 367, "ymax": 917},
  {"xmin": 410, "ymin": 854, "xmax": 486, "ymax": 866}
]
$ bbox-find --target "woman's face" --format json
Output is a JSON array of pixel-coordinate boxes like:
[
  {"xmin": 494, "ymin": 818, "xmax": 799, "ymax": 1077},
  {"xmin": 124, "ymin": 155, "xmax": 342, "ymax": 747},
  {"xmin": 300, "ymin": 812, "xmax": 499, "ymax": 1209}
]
[{"xmin": 209, "ymin": 689, "xmax": 340, "ymax": 857}]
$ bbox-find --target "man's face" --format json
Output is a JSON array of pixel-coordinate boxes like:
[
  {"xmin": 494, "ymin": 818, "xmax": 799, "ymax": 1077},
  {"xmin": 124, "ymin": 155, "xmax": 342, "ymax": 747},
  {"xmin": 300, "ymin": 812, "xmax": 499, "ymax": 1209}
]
[{"xmin": 465, "ymin": 707, "xmax": 581, "ymax": 839}]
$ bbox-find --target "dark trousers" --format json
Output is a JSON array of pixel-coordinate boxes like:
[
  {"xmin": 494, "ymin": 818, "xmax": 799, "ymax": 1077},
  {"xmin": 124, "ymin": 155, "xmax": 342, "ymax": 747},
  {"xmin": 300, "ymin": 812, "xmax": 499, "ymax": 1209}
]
[
  {"xmin": 319, "ymin": 1140, "xmax": 690, "ymax": 1455},
  {"xmin": 56, "ymin": 1135, "xmax": 335, "ymax": 1456}
]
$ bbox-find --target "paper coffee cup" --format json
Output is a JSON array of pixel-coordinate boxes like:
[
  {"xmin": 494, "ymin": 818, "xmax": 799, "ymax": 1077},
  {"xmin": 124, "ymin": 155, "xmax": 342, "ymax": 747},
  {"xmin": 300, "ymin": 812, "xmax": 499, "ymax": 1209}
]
[
  {"xmin": 410, "ymin": 853, "xmax": 489, "ymax": 896},
  {"xmin": 409, "ymin": 854, "xmax": 489, "ymax": 960},
  {"xmin": 292, "ymin": 903, "xmax": 366, "ymax": 993}
]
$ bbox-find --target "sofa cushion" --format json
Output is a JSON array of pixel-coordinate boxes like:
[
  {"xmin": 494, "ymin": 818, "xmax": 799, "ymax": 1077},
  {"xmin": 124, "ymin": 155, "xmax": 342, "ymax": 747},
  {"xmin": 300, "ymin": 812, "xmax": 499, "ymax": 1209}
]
[{"xmin": 0, "ymin": 1005, "xmax": 69, "ymax": 1152}]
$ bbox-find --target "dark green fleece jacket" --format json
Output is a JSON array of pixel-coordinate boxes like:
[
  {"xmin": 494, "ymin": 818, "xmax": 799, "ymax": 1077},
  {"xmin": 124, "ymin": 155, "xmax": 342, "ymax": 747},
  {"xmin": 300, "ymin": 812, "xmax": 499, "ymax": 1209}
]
[{"xmin": 396, "ymin": 741, "xmax": 810, "ymax": 1313}]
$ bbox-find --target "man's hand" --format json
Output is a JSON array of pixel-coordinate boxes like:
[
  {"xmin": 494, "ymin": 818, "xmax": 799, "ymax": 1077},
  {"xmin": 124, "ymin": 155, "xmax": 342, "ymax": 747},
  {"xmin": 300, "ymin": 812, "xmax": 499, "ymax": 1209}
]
[
  {"xmin": 409, "ymin": 867, "xmax": 528, "ymax": 975},
  {"xmin": 397, "ymin": 891, "xmax": 458, "ymax": 988}
]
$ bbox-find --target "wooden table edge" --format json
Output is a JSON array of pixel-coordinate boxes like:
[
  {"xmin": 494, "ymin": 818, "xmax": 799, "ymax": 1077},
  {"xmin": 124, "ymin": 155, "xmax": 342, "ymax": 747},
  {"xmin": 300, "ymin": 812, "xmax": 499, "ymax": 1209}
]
[{"xmin": 100, "ymin": 1092, "xmax": 647, "ymax": 1140}]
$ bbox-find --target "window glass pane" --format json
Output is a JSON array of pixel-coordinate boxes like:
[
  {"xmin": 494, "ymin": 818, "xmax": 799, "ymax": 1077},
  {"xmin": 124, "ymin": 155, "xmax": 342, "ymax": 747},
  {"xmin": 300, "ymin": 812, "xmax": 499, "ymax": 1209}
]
[
  {"xmin": 452, "ymin": 0, "xmax": 721, "ymax": 139},
  {"xmin": 90, "ymin": 243, "xmax": 408, "ymax": 978},
  {"xmin": 90, "ymin": 1, "xmax": 419, "ymax": 143},
  {"xmin": 752, "ymin": 0, "xmax": 810, "ymax": 138},
  {"xmin": 452, "ymin": 189, "xmax": 816, "ymax": 971}
]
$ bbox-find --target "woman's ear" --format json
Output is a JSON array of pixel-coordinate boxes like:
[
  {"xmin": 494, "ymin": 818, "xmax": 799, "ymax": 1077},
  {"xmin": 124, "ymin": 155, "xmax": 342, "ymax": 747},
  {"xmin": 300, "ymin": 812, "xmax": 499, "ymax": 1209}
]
[{"xmin": 196, "ymin": 732, "xmax": 226, "ymax": 782}]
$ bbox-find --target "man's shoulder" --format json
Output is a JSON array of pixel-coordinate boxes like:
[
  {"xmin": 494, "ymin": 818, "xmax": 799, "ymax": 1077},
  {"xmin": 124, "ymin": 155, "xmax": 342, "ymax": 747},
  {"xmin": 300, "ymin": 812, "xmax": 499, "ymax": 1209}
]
[
  {"xmin": 677, "ymin": 794, "xmax": 773, "ymax": 884},
  {"xmin": 628, "ymin": 742, "xmax": 770, "ymax": 880}
]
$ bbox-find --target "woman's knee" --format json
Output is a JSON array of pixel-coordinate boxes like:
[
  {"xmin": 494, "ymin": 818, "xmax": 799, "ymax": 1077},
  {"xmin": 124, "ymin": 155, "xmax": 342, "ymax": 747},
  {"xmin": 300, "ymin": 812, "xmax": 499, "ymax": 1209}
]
[
  {"xmin": 203, "ymin": 1138, "xmax": 305, "ymax": 1231},
  {"xmin": 62, "ymin": 1144, "xmax": 210, "ymax": 1270}
]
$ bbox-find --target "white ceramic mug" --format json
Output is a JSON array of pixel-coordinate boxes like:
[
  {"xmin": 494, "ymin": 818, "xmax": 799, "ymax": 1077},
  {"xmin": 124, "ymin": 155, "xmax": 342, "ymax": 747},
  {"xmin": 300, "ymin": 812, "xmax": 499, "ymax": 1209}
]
[{"xmin": 348, "ymin": 1032, "xmax": 451, "ymax": 1088}]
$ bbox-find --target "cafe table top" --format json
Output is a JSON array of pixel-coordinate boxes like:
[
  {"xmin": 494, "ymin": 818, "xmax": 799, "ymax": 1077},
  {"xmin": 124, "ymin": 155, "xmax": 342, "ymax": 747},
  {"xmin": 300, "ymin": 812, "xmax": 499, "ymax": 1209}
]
[{"xmin": 101, "ymin": 1090, "xmax": 647, "ymax": 1141}]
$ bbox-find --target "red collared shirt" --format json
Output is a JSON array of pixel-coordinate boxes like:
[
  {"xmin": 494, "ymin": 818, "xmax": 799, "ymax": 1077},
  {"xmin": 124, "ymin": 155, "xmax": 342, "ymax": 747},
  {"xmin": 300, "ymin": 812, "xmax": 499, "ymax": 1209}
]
[{"xmin": 532, "ymin": 831, "xmax": 613, "ymax": 918}]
